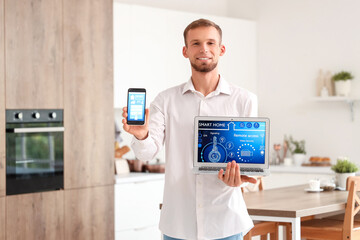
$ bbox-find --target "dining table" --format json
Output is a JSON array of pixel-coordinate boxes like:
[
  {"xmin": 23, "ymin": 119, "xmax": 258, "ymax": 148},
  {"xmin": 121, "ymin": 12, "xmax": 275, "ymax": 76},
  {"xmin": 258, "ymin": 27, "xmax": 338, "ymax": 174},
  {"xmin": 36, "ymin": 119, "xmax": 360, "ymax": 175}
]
[{"xmin": 243, "ymin": 184, "xmax": 349, "ymax": 240}]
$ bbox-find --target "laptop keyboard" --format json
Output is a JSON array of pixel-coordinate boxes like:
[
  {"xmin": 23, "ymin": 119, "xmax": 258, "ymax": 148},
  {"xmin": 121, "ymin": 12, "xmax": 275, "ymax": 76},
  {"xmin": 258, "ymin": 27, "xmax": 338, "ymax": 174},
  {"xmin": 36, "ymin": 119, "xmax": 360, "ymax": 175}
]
[
  {"xmin": 199, "ymin": 166, "xmax": 226, "ymax": 172},
  {"xmin": 241, "ymin": 168, "xmax": 264, "ymax": 173},
  {"xmin": 199, "ymin": 166, "xmax": 264, "ymax": 173}
]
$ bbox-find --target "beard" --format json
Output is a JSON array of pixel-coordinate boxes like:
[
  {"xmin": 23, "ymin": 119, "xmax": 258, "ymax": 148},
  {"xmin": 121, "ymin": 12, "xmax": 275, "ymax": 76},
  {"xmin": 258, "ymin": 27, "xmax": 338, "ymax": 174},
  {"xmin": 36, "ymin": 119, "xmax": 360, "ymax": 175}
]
[{"xmin": 190, "ymin": 61, "xmax": 218, "ymax": 73}]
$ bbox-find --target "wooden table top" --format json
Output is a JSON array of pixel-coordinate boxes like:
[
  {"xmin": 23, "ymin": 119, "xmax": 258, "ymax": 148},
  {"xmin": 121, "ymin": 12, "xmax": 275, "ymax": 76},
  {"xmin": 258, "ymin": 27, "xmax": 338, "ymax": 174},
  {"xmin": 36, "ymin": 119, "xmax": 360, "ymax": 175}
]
[{"xmin": 243, "ymin": 184, "xmax": 349, "ymax": 218}]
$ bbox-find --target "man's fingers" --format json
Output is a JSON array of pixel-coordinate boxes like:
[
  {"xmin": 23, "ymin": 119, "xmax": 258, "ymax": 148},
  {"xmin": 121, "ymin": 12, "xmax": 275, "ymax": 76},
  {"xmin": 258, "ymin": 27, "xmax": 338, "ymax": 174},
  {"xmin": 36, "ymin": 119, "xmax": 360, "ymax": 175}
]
[
  {"xmin": 122, "ymin": 119, "xmax": 130, "ymax": 131},
  {"xmin": 223, "ymin": 162, "xmax": 231, "ymax": 183},
  {"xmin": 241, "ymin": 175, "xmax": 257, "ymax": 184},
  {"xmin": 122, "ymin": 118, "xmax": 127, "ymax": 125},
  {"xmin": 122, "ymin": 107, "xmax": 128, "ymax": 118},
  {"xmin": 228, "ymin": 161, "xmax": 236, "ymax": 185},
  {"xmin": 218, "ymin": 169, "xmax": 224, "ymax": 180},
  {"xmin": 234, "ymin": 164, "xmax": 241, "ymax": 186}
]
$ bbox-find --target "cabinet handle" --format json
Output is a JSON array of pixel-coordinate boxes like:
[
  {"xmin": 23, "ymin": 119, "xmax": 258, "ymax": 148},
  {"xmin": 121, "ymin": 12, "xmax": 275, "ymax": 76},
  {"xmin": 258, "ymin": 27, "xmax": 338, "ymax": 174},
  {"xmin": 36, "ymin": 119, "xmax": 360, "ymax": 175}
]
[
  {"xmin": 7, "ymin": 127, "xmax": 65, "ymax": 133},
  {"xmin": 134, "ymin": 226, "xmax": 150, "ymax": 231}
]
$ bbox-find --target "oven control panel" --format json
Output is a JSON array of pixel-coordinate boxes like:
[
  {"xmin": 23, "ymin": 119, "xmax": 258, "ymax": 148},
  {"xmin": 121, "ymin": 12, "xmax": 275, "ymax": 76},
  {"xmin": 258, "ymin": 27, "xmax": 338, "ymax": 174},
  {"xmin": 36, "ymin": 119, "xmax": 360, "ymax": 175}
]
[{"xmin": 6, "ymin": 109, "xmax": 63, "ymax": 123}]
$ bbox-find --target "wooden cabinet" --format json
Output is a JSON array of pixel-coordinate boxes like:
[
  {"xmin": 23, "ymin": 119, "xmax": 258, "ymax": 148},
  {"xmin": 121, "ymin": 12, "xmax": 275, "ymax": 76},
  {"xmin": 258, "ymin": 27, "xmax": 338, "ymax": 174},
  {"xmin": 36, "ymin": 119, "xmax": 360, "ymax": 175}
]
[
  {"xmin": 64, "ymin": 185, "xmax": 114, "ymax": 240},
  {"xmin": 63, "ymin": 0, "xmax": 114, "ymax": 189},
  {"xmin": 1, "ymin": 0, "xmax": 115, "ymax": 239},
  {"xmin": 0, "ymin": 0, "xmax": 5, "ymax": 198},
  {"xmin": 6, "ymin": 191, "xmax": 64, "ymax": 240},
  {"xmin": 0, "ymin": 197, "xmax": 4, "ymax": 240},
  {"xmin": 4, "ymin": 0, "xmax": 63, "ymax": 109}
]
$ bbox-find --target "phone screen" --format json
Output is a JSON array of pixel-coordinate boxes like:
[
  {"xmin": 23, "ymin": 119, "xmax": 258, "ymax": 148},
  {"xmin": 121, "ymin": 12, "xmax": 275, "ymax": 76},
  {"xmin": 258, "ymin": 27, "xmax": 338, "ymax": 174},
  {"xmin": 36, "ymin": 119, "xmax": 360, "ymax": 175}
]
[{"xmin": 127, "ymin": 88, "xmax": 146, "ymax": 125}]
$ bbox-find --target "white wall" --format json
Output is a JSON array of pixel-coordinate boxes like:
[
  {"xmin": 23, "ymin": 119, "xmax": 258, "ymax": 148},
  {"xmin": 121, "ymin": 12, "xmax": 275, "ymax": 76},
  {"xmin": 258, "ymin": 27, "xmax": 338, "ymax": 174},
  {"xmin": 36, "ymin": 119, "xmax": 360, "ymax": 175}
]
[
  {"xmin": 115, "ymin": 0, "xmax": 360, "ymax": 165},
  {"xmin": 114, "ymin": 0, "xmax": 228, "ymax": 16},
  {"xmin": 229, "ymin": 0, "xmax": 360, "ymax": 164},
  {"xmin": 114, "ymin": 3, "xmax": 257, "ymax": 161}
]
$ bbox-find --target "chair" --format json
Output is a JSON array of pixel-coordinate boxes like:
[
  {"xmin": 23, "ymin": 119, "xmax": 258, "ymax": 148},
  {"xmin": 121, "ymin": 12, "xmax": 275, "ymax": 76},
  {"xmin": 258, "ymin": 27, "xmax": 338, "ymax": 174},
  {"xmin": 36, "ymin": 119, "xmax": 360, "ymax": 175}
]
[
  {"xmin": 278, "ymin": 216, "xmax": 314, "ymax": 240},
  {"xmin": 300, "ymin": 176, "xmax": 360, "ymax": 240},
  {"xmin": 243, "ymin": 178, "xmax": 314, "ymax": 240},
  {"xmin": 319, "ymin": 177, "xmax": 360, "ymax": 223},
  {"xmin": 243, "ymin": 177, "xmax": 279, "ymax": 240}
]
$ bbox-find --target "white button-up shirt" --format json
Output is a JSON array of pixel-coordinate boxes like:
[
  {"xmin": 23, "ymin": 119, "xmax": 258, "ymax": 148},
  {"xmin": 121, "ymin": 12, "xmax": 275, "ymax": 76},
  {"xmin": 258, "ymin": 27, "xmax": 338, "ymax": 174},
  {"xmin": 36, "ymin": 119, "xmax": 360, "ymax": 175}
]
[{"xmin": 131, "ymin": 76, "xmax": 257, "ymax": 240}]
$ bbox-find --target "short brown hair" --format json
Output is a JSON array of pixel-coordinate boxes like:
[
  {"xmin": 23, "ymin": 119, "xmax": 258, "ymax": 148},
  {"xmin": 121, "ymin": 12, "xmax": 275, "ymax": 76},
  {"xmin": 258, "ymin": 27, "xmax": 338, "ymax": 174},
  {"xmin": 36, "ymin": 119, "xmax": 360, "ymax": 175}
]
[{"xmin": 183, "ymin": 18, "xmax": 222, "ymax": 46}]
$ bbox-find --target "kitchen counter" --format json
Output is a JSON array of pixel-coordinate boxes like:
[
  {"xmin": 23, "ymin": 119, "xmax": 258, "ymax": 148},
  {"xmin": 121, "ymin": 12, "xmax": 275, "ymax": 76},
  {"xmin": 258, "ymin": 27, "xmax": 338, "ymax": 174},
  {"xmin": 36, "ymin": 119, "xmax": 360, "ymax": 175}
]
[
  {"xmin": 114, "ymin": 165, "xmax": 358, "ymax": 184},
  {"xmin": 115, "ymin": 172, "xmax": 165, "ymax": 184},
  {"xmin": 114, "ymin": 166, "xmax": 334, "ymax": 184},
  {"xmin": 269, "ymin": 165, "xmax": 333, "ymax": 175}
]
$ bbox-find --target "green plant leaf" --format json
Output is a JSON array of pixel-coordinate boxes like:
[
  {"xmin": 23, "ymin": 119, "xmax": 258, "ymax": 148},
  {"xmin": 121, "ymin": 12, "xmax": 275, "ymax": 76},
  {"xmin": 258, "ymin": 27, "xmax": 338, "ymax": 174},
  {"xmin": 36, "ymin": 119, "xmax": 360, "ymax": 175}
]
[
  {"xmin": 331, "ymin": 159, "xmax": 358, "ymax": 173},
  {"xmin": 332, "ymin": 71, "xmax": 354, "ymax": 81}
]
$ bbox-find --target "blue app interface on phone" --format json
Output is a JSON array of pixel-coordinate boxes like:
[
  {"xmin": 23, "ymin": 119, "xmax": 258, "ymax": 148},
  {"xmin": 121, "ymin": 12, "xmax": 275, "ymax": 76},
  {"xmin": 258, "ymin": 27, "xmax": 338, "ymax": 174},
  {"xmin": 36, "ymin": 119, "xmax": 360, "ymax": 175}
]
[
  {"xmin": 198, "ymin": 120, "xmax": 266, "ymax": 164},
  {"xmin": 128, "ymin": 92, "xmax": 145, "ymax": 121}
]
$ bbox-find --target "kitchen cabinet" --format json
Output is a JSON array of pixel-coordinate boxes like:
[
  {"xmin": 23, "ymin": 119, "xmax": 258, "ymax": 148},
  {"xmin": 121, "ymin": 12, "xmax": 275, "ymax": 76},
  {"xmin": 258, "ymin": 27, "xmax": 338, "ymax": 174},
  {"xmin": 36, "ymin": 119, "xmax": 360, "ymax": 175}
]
[
  {"xmin": 64, "ymin": 185, "xmax": 114, "ymax": 240},
  {"xmin": 5, "ymin": 0, "xmax": 63, "ymax": 109},
  {"xmin": 6, "ymin": 191, "xmax": 64, "ymax": 240},
  {"xmin": 0, "ymin": 197, "xmax": 4, "ymax": 240},
  {"xmin": 0, "ymin": 0, "xmax": 4, "ymax": 198},
  {"xmin": 63, "ymin": 0, "xmax": 114, "ymax": 189},
  {"xmin": 115, "ymin": 174, "xmax": 164, "ymax": 240}
]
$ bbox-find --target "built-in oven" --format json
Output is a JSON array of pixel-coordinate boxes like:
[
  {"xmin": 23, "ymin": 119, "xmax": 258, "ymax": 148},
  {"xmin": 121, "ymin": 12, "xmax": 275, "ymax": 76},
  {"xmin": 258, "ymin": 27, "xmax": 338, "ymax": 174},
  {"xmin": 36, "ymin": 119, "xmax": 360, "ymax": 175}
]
[{"xmin": 6, "ymin": 109, "xmax": 64, "ymax": 195}]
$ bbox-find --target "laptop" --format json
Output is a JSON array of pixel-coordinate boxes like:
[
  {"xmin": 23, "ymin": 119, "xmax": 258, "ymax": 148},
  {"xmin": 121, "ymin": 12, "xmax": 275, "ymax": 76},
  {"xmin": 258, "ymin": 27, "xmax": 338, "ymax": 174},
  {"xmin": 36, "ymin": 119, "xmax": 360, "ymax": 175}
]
[{"xmin": 193, "ymin": 116, "xmax": 270, "ymax": 176}]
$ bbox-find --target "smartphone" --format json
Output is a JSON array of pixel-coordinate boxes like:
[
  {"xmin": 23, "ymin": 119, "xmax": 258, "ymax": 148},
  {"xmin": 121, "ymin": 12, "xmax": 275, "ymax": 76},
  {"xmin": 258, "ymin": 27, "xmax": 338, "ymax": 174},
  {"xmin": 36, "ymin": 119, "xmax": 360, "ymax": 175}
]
[{"xmin": 127, "ymin": 88, "xmax": 146, "ymax": 125}]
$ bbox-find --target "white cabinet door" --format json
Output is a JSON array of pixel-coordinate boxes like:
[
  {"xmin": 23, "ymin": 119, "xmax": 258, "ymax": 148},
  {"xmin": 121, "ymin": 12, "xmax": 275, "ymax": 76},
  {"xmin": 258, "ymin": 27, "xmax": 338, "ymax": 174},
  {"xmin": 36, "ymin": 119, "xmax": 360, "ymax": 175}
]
[
  {"xmin": 115, "ymin": 179, "xmax": 164, "ymax": 232},
  {"xmin": 115, "ymin": 225, "xmax": 161, "ymax": 240}
]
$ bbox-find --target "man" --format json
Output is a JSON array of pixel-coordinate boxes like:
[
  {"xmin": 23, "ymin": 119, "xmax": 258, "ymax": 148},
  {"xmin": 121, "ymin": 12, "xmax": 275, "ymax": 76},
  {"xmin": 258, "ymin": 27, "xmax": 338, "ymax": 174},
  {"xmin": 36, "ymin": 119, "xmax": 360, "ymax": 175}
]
[{"xmin": 122, "ymin": 19, "xmax": 257, "ymax": 240}]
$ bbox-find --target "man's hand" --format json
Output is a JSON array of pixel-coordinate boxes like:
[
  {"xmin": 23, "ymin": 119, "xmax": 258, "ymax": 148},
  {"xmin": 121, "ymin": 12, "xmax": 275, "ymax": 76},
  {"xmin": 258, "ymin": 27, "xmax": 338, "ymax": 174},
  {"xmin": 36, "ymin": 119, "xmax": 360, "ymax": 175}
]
[
  {"xmin": 218, "ymin": 160, "xmax": 257, "ymax": 187},
  {"xmin": 122, "ymin": 107, "xmax": 149, "ymax": 140}
]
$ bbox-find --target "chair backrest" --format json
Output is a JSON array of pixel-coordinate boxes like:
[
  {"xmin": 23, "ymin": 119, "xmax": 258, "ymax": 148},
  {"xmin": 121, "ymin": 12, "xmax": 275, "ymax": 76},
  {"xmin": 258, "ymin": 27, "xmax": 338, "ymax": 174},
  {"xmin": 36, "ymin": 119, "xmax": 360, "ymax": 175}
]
[
  {"xmin": 343, "ymin": 176, "xmax": 360, "ymax": 239},
  {"xmin": 241, "ymin": 176, "xmax": 263, "ymax": 193}
]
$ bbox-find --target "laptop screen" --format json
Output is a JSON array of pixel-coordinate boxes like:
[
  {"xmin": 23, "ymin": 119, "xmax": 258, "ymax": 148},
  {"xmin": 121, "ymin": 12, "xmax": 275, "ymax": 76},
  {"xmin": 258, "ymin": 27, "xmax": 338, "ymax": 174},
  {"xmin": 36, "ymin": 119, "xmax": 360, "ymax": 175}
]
[{"xmin": 197, "ymin": 119, "xmax": 267, "ymax": 164}]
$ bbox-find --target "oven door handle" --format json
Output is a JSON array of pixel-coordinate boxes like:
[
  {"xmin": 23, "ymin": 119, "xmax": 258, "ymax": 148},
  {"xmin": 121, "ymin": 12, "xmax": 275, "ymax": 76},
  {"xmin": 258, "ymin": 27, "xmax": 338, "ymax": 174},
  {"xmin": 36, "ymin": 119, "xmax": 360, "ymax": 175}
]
[{"xmin": 7, "ymin": 127, "xmax": 65, "ymax": 133}]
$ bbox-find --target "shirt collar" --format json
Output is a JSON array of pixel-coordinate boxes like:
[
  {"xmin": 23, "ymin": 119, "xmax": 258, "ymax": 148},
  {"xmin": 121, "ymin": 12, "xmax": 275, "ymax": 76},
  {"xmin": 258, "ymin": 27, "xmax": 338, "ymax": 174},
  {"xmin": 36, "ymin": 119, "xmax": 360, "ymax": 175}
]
[{"xmin": 181, "ymin": 75, "xmax": 231, "ymax": 95}]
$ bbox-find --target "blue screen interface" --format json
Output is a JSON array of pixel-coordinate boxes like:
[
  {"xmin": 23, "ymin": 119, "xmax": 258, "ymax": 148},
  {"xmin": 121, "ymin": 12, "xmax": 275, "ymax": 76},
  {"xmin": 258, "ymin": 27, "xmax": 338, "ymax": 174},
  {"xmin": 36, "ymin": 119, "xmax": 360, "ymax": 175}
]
[
  {"xmin": 198, "ymin": 120, "xmax": 266, "ymax": 164},
  {"xmin": 128, "ymin": 92, "xmax": 145, "ymax": 121}
]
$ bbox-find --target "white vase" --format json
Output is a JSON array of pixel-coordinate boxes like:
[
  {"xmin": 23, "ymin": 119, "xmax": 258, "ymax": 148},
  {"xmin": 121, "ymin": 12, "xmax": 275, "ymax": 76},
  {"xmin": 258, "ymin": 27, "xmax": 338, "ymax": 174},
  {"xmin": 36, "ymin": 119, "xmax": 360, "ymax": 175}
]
[
  {"xmin": 293, "ymin": 153, "xmax": 306, "ymax": 166},
  {"xmin": 335, "ymin": 81, "xmax": 351, "ymax": 97},
  {"xmin": 336, "ymin": 172, "xmax": 356, "ymax": 189}
]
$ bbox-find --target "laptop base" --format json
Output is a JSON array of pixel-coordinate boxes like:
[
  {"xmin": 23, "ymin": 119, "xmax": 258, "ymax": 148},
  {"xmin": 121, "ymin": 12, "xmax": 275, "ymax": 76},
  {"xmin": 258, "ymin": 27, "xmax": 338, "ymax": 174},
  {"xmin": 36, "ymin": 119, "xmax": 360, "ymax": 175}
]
[{"xmin": 193, "ymin": 167, "xmax": 270, "ymax": 176}]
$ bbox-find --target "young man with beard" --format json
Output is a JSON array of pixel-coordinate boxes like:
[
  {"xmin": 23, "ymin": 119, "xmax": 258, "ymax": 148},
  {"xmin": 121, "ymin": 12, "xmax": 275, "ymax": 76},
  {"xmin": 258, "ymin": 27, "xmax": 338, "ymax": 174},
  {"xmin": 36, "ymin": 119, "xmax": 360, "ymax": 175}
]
[{"xmin": 122, "ymin": 19, "xmax": 257, "ymax": 240}]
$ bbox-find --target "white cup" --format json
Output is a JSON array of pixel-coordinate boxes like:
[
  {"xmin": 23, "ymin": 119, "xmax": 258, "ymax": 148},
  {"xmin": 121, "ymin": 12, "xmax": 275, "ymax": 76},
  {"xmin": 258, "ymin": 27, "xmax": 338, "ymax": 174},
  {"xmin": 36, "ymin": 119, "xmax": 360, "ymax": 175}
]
[
  {"xmin": 284, "ymin": 158, "xmax": 293, "ymax": 166},
  {"xmin": 309, "ymin": 179, "xmax": 320, "ymax": 190}
]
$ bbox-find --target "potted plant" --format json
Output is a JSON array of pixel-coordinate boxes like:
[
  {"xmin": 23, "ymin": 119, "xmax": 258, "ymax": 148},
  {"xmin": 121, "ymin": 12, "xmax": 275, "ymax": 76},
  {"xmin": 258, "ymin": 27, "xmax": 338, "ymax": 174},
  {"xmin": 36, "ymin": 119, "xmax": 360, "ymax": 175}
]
[
  {"xmin": 331, "ymin": 157, "xmax": 358, "ymax": 189},
  {"xmin": 285, "ymin": 135, "xmax": 306, "ymax": 166},
  {"xmin": 332, "ymin": 71, "xmax": 354, "ymax": 97}
]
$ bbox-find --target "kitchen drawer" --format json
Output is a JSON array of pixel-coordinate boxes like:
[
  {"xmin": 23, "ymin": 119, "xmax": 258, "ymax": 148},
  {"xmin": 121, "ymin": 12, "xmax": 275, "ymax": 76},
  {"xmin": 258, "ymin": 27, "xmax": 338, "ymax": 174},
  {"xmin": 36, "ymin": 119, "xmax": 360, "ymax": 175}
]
[
  {"xmin": 115, "ymin": 225, "xmax": 161, "ymax": 240},
  {"xmin": 115, "ymin": 179, "xmax": 164, "ymax": 231}
]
